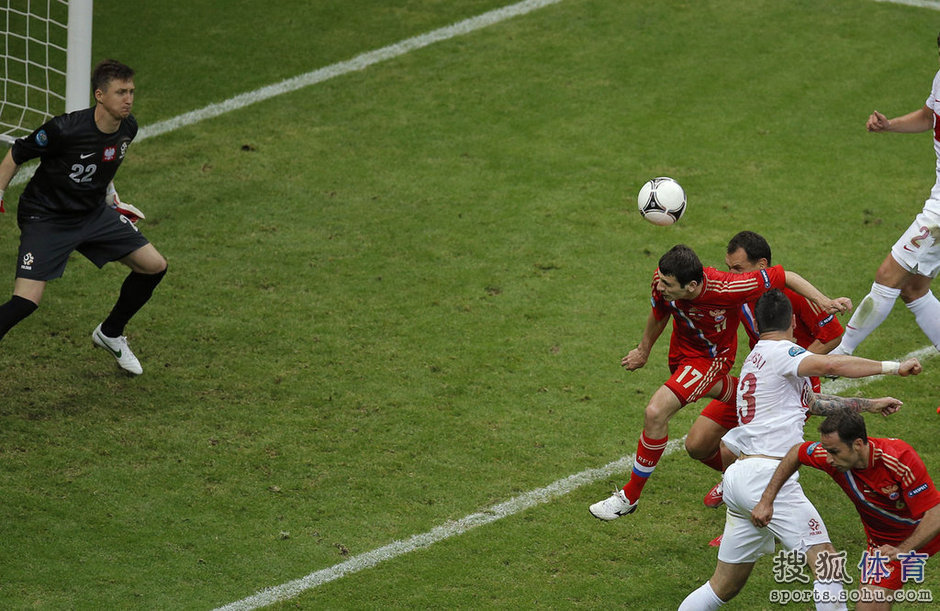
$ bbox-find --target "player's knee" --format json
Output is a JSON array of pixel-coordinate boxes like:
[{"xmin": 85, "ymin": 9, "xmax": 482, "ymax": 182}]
[{"xmin": 684, "ymin": 433, "xmax": 710, "ymax": 460}]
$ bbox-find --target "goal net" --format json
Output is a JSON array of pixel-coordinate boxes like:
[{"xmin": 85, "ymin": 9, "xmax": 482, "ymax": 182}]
[{"xmin": 1, "ymin": 0, "xmax": 92, "ymax": 145}]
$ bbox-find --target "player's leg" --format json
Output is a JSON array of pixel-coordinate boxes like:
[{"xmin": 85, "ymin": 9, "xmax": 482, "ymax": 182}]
[
  {"xmin": 686, "ymin": 400, "xmax": 736, "ymax": 467},
  {"xmin": 80, "ymin": 208, "xmax": 166, "ymax": 374},
  {"xmin": 0, "ymin": 278, "xmax": 45, "ymax": 341},
  {"xmin": 102, "ymin": 243, "xmax": 167, "ymax": 336},
  {"xmin": 588, "ymin": 384, "xmax": 683, "ymax": 520},
  {"xmin": 832, "ymin": 254, "xmax": 906, "ymax": 355},
  {"xmin": 805, "ymin": 543, "xmax": 849, "ymax": 611},
  {"xmin": 678, "ymin": 560, "xmax": 754, "ymax": 610},
  {"xmin": 687, "ymin": 406, "xmax": 735, "ymax": 508},
  {"xmin": 901, "ymin": 273, "xmax": 940, "ymax": 351}
]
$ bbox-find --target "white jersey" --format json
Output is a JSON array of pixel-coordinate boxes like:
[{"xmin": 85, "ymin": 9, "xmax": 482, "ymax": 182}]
[
  {"xmin": 721, "ymin": 338, "xmax": 813, "ymax": 458},
  {"xmin": 924, "ymin": 68, "xmax": 940, "ymax": 208}
]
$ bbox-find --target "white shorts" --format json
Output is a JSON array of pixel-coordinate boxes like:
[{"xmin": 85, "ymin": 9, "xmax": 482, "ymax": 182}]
[
  {"xmin": 717, "ymin": 458, "xmax": 831, "ymax": 564},
  {"xmin": 890, "ymin": 207, "xmax": 940, "ymax": 278}
]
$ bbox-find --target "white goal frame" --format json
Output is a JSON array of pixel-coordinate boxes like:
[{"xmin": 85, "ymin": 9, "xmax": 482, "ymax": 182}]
[{"xmin": 0, "ymin": 0, "xmax": 92, "ymax": 145}]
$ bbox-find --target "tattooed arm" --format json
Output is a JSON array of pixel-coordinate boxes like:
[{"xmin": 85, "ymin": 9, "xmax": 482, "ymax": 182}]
[{"xmin": 806, "ymin": 393, "xmax": 902, "ymax": 417}]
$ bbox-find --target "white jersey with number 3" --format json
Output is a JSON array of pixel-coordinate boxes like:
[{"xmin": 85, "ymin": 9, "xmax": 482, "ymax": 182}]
[{"xmin": 721, "ymin": 339, "xmax": 813, "ymax": 458}]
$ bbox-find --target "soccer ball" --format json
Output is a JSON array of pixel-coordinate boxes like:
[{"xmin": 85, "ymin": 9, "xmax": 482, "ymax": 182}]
[{"xmin": 637, "ymin": 177, "xmax": 686, "ymax": 226}]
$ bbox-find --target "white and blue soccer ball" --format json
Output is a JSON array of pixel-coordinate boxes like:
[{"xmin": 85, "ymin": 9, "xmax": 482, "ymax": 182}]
[{"xmin": 637, "ymin": 177, "xmax": 687, "ymax": 226}]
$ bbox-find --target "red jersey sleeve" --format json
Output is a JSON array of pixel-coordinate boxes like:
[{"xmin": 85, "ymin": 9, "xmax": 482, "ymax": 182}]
[
  {"xmin": 891, "ymin": 442, "xmax": 940, "ymax": 518},
  {"xmin": 798, "ymin": 440, "xmax": 836, "ymax": 473},
  {"xmin": 785, "ymin": 288, "xmax": 844, "ymax": 346}
]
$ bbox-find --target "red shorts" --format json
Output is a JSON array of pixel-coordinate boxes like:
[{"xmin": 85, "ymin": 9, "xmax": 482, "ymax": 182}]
[
  {"xmin": 700, "ymin": 398, "xmax": 738, "ymax": 430},
  {"xmin": 863, "ymin": 535, "xmax": 940, "ymax": 590},
  {"xmin": 664, "ymin": 356, "xmax": 733, "ymax": 406}
]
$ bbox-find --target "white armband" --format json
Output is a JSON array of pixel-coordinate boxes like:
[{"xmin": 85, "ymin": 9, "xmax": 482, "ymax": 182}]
[{"xmin": 881, "ymin": 361, "xmax": 900, "ymax": 375}]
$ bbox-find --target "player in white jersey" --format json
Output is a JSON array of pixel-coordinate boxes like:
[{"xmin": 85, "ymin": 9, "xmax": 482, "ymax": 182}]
[
  {"xmin": 679, "ymin": 290, "xmax": 921, "ymax": 611},
  {"xmin": 832, "ymin": 31, "xmax": 940, "ymax": 357}
]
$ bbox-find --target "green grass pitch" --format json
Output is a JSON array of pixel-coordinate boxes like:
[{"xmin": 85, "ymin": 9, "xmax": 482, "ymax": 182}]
[{"xmin": 1, "ymin": 0, "xmax": 938, "ymax": 608}]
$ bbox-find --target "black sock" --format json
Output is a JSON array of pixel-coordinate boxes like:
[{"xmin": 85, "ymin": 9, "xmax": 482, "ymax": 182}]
[
  {"xmin": 0, "ymin": 295, "xmax": 39, "ymax": 341},
  {"xmin": 101, "ymin": 268, "xmax": 167, "ymax": 337}
]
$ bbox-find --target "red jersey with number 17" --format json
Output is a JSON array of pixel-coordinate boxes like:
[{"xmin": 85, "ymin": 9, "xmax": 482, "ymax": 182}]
[{"xmin": 651, "ymin": 265, "xmax": 786, "ymax": 363}]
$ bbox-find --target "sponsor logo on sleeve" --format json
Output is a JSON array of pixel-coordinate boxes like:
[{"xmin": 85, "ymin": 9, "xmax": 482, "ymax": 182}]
[
  {"xmin": 35, "ymin": 130, "xmax": 48, "ymax": 147},
  {"xmin": 818, "ymin": 314, "xmax": 834, "ymax": 327},
  {"xmin": 907, "ymin": 483, "xmax": 929, "ymax": 498},
  {"xmin": 806, "ymin": 442, "xmax": 819, "ymax": 456},
  {"xmin": 760, "ymin": 269, "xmax": 770, "ymax": 288},
  {"xmin": 788, "ymin": 346, "xmax": 807, "ymax": 357}
]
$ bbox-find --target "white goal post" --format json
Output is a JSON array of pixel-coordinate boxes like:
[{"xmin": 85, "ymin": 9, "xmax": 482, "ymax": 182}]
[{"xmin": 1, "ymin": 0, "xmax": 93, "ymax": 145}]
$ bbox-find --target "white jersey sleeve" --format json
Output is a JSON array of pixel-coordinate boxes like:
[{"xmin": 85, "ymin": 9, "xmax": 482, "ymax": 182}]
[{"xmin": 721, "ymin": 339, "xmax": 813, "ymax": 458}]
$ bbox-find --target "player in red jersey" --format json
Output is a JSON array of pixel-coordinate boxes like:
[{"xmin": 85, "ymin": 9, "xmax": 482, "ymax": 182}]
[
  {"xmin": 686, "ymin": 232, "xmax": 845, "ymax": 508},
  {"xmin": 753, "ymin": 411, "xmax": 940, "ymax": 609},
  {"xmin": 589, "ymin": 244, "xmax": 851, "ymax": 521}
]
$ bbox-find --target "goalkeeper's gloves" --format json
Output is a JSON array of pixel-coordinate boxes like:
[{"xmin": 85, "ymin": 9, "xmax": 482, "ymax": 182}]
[{"xmin": 106, "ymin": 183, "xmax": 145, "ymax": 224}]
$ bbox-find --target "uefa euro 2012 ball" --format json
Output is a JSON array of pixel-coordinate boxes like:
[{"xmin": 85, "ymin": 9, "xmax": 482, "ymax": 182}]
[{"xmin": 637, "ymin": 177, "xmax": 686, "ymax": 226}]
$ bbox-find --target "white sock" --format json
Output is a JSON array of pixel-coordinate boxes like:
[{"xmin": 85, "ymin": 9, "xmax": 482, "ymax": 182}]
[
  {"xmin": 836, "ymin": 282, "xmax": 901, "ymax": 354},
  {"xmin": 813, "ymin": 579, "xmax": 846, "ymax": 611},
  {"xmin": 906, "ymin": 290, "xmax": 940, "ymax": 351},
  {"xmin": 678, "ymin": 581, "xmax": 725, "ymax": 611}
]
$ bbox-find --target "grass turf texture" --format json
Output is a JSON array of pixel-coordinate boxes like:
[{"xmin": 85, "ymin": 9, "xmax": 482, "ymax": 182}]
[{"xmin": 0, "ymin": 0, "xmax": 939, "ymax": 608}]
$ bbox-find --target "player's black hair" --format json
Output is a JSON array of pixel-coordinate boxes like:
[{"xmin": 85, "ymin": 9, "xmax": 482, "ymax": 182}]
[
  {"xmin": 92, "ymin": 59, "xmax": 134, "ymax": 93},
  {"xmin": 754, "ymin": 288, "xmax": 791, "ymax": 334},
  {"xmin": 726, "ymin": 230, "xmax": 772, "ymax": 266},
  {"xmin": 657, "ymin": 244, "xmax": 704, "ymax": 287},
  {"xmin": 819, "ymin": 411, "xmax": 869, "ymax": 447}
]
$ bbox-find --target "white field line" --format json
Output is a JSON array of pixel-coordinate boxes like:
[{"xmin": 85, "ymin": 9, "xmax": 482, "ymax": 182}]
[
  {"xmin": 7, "ymin": 0, "xmax": 563, "ymax": 187},
  {"xmin": 214, "ymin": 347, "xmax": 936, "ymax": 610},
  {"xmin": 213, "ymin": 438, "xmax": 687, "ymax": 611},
  {"xmin": 874, "ymin": 0, "xmax": 940, "ymax": 9}
]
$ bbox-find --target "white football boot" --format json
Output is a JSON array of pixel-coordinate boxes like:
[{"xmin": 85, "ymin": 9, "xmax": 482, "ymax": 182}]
[
  {"xmin": 589, "ymin": 489, "xmax": 637, "ymax": 521},
  {"xmin": 93, "ymin": 324, "xmax": 143, "ymax": 375}
]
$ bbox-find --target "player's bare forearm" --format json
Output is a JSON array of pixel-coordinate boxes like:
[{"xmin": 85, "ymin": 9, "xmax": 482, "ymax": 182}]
[
  {"xmin": 807, "ymin": 393, "xmax": 902, "ymax": 417},
  {"xmin": 623, "ymin": 311, "xmax": 667, "ymax": 371},
  {"xmin": 784, "ymin": 271, "xmax": 851, "ymax": 314},
  {"xmin": 879, "ymin": 505, "xmax": 940, "ymax": 560},
  {"xmin": 870, "ymin": 106, "xmax": 933, "ymax": 134}
]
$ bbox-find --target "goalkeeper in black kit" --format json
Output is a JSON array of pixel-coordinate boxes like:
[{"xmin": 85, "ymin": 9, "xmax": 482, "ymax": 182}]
[{"xmin": 0, "ymin": 59, "xmax": 166, "ymax": 375}]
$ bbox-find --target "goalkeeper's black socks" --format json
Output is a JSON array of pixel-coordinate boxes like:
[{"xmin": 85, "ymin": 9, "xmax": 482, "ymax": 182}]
[
  {"xmin": 101, "ymin": 267, "xmax": 167, "ymax": 337},
  {"xmin": 0, "ymin": 295, "xmax": 38, "ymax": 341}
]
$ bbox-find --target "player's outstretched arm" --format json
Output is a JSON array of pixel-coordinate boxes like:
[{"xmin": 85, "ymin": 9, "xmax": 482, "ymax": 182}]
[
  {"xmin": 867, "ymin": 106, "xmax": 933, "ymax": 133},
  {"xmin": 877, "ymin": 504, "xmax": 940, "ymax": 561},
  {"xmin": 807, "ymin": 393, "xmax": 903, "ymax": 418},
  {"xmin": 783, "ymin": 271, "xmax": 852, "ymax": 315},
  {"xmin": 799, "ymin": 355, "xmax": 922, "ymax": 380},
  {"xmin": 751, "ymin": 444, "xmax": 802, "ymax": 528},
  {"xmin": 622, "ymin": 311, "xmax": 668, "ymax": 371}
]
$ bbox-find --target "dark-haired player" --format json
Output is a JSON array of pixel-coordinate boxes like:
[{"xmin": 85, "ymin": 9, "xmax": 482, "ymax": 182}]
[
  {"xmin": 753, "ymin": 411, "xmax": 938, "ymax": 610},
  {"xmin": 0, "ymin": 59, "xmax": 166, "ymax": 374},
  {"xmin": 687, "ymin": 231, "xmax": 845, "ymax": 509},
  {"xmin": 589, "ymin": 245, "xmax": 851, "ymax": 520}
]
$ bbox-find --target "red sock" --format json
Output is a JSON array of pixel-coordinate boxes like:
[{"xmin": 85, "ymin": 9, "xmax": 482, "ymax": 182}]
[
  {"xmin": 622, "ymin": 432, "xmax": 668, "ymax": 503},
  {"xmin": 700, "ymin": 449, "xmax": 725, "ymax": 472}
]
